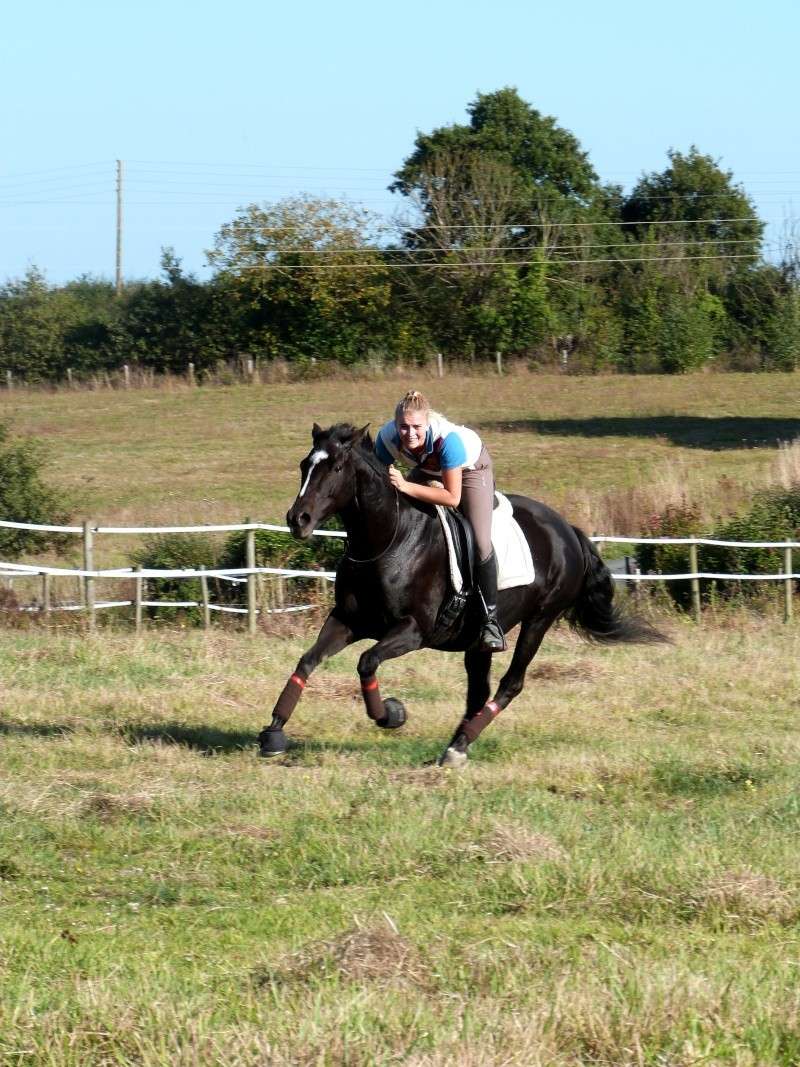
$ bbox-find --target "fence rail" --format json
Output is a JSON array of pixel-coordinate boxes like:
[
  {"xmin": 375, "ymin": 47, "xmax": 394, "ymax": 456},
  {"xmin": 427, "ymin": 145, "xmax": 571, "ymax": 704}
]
[{"xmin": 1, "ymin": 520, "xmax": 797, "ymax": 627}]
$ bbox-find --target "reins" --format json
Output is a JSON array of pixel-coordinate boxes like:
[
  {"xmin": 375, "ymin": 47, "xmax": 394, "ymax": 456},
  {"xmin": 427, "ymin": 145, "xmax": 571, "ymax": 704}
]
[{"xmin": 345, "ymin": 485, "xmax": 401, "ymax": 564}]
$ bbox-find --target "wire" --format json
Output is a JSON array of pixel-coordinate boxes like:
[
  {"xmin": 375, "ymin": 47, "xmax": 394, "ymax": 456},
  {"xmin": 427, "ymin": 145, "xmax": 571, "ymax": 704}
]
[{"xmin": 235, "ymin": 252, "xmax": 761, "ymax": 271}]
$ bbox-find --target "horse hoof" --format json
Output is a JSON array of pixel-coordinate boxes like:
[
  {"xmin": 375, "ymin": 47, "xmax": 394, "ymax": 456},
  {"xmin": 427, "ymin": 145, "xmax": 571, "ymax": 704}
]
[
  {"xmin": 438, "ymin": 746, "xmax": 468, "ymax": 769},
  {"xmin": 377, "ymin": 698, "xmax": 407, "ymax": 730},
  {"xmin": 258, "ymin": 729, "xmax": 288, "ymax": 757}
]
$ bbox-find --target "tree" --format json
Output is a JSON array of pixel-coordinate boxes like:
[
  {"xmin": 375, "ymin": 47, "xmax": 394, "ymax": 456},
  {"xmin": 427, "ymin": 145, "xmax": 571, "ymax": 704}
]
[
  {"xmin": 206, "ymin": 197, "xmax": 392, "ymax": 364},
  {"xmin": 621, "ymin": 148, "xmax": 763, "ymax": 279},
  {"xmin": 0, "ymin": 268, "xmax": 80, "ymax": 381},
  {"xmin": 0, "ymin": 423, "xmax": 71, "ymax": 559},
  {"xmin": 390, "ymin": 89, "xmax": 618, "ymax": 358},
  {"xmin": 116, "ymin": 250, "xmax": 235, "ymax": 374}
]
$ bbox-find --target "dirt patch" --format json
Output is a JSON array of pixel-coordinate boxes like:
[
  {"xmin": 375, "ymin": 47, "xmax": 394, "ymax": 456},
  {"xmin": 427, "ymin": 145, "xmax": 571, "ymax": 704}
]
[
  {"xmin": 386, "ymin": 766, "xmax": 452, "ymax": 788},
  {"xmin": 81, "ymin": 791, "xmax": 155, "ymax": 820},
  {"xmin": 305, "ymin": 674, "xmax": 360, "ymax": 701},
  {"xmin": 256, "ymin": 918, "xmax": 428, "ymax": 988},
  {"xmin": 529, "ymin": 660, "xmax": 604, "ymax": 683}
]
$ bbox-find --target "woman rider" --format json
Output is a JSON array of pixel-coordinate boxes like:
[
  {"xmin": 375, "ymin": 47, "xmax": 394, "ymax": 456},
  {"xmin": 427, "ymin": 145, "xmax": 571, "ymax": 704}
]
[{"xmin": 374, "ymin": 389, "xmax": 506, "ymax": 653}]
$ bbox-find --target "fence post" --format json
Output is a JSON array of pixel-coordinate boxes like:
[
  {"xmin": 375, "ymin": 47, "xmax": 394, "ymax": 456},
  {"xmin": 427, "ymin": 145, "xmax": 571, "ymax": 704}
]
[
  {"xmin": 689, "ymin": 542, "xmax": 701, "ymax": 623},
  {"xmin": 187, "ymin": 362, "xmax": 195, "ymax": 386},
  {"xmin": 5, "ymin": 370, "xmax": 12, "ymax": 390},
  {"xmin": 134, "ymin": 566, "xmax": 143, "ymax": 634},
  {"xmin": 83, "ymin": 520, "xmax": 96, "ymax": 632},
  {"xmin": 66, "ymin": 367, "xmax": 73, "ymax": 388},
  {"xmin": 41, "ymin": 571, "xmax": 51, "ymax": 616},
  {"xmin": 246, "ymin": 525, "xmax": 257, "ymax": 635},
  {"xmin": 437, "ymin": 353, "xmax": 444, "ymax": 378},
  {"xmin": 200, "ymin": 566, "xmax": 211, "ymax": 630},
  {"xmin": 496, "ymin": 351, "xmax": 503, "ymax": 375},
  {"xmin": 784, "ymin": 540, "xmax": 793, "ymax": 624},
  {"xmin": 123, "ymin": 364, "xmax": 130, "ymax": 389}
]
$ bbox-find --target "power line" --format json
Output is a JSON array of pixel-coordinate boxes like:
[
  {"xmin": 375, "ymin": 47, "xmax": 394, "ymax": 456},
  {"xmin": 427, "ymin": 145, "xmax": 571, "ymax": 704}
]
[
  {"xmin": 235, "ymin": 252, "xmax": 761, "ymax": 271},
  {"xmin": 212, "ymin": 237, "xmax": 762, "ymax": 256}
]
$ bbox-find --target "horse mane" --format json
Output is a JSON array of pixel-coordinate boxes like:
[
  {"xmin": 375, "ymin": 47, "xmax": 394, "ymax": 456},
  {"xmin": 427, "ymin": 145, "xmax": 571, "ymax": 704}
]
[{"xmin": 323, "ymin": 423, "xmax": 387, "ymax": 480}]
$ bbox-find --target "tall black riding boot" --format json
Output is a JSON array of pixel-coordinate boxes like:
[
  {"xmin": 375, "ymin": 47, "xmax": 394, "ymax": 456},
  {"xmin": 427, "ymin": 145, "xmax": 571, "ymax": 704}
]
[{"xmin": 475, "ymin": 551, "xmax": 507, "ymax": 653}]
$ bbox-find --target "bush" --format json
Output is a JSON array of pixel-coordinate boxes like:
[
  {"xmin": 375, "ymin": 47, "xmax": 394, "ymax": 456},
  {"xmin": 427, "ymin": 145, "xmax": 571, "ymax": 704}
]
[
  {"xmin": 636, "ymin": 489, "xmax": 800, "ymax": 609},
  {"xmin": 216, "ymin": 525, "xmax": 344, "ymax": 610},
  {"xmin": 125, "ymin": 523, "xmax": 344, "ymax": 624},
  {"xmin": 129, "ymin": 534, "xmax": 220, "ymax": 623},
  {"xmin": 0, "ymin": 423, "xmax": 72, "ymax": 560}
]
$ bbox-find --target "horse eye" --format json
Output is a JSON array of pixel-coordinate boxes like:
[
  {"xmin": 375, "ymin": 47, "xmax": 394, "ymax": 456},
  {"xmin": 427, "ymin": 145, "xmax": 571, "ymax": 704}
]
[{"xmin": 334, "ymin": 464, "xmax": 343, "ymax": 473}]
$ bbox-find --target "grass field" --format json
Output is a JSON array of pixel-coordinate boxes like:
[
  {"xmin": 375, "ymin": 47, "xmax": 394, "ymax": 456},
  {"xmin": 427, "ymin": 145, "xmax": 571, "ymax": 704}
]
[{"xmin": 1, "ymin": 371, "xmax": 800, "ymax": 1064}]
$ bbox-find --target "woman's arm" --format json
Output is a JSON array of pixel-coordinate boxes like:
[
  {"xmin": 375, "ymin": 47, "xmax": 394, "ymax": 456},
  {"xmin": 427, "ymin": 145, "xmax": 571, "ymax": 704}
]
[{"xmin": 388, "ymin": 465, "xmax": 462, "ymax": 507}]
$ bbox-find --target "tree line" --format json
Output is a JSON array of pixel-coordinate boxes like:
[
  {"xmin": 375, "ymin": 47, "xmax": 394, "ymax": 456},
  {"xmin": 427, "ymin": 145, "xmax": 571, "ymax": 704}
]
[{"xmin": 1, "ymin": 88, "xmax": 798, "ymax": 380}]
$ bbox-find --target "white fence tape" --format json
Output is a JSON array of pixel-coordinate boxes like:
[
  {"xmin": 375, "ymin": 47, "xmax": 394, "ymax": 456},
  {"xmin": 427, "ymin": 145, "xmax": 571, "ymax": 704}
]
[{"xmin": 1, "ymin": 520, "xmax": 797, "ymax": 612}]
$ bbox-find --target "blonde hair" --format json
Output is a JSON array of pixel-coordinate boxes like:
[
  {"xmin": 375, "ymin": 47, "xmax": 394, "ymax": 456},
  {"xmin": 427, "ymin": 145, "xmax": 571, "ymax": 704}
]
[{"xmin": 394, "ymin": 389, "xmax": 432, "ymax": 423}]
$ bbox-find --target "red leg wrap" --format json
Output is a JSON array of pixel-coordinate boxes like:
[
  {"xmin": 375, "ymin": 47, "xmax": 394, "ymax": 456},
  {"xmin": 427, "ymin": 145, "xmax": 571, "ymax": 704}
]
[
  {"xmin": 273, "ymin": 669, "xmax": 308, "ymax": 724},
  {"xmin": 361, "ymin": 676, "xmax": 385, "ymax": 722},
  {"xmin": 460, "ymin": 700, "xmax": 501, "ymax": 743}
]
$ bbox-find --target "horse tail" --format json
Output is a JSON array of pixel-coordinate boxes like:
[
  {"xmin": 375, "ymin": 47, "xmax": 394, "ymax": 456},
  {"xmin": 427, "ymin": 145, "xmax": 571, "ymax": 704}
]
[{"xmin": 565, "ymin": 526, "xmax": 667, "ymax": 644}]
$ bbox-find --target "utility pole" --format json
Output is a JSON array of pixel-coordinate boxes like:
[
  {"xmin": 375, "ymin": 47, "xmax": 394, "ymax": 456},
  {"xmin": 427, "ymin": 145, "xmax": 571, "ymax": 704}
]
[{"xmin": 115, "ymin": 159, "xmax": 123, "ymax": 296}]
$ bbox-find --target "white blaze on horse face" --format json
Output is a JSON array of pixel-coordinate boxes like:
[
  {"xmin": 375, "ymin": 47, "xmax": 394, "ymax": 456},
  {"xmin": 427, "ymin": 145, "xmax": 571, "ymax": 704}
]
[{"xmin": 298, "ymin": 450, "xmax": 329, "ymax": 500}]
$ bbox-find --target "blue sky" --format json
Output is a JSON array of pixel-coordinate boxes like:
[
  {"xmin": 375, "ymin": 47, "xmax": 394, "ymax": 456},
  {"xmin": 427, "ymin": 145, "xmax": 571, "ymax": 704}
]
[{"xmin": 1, "ymin": 0, "xmax": 798, "ymax": 285}]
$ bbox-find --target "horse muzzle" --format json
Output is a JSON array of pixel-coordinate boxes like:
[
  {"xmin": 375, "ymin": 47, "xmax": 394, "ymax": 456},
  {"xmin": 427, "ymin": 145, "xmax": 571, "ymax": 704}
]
[{"xmin": 286, "ymin": 505, "xmax": 313, "ymax": 540}]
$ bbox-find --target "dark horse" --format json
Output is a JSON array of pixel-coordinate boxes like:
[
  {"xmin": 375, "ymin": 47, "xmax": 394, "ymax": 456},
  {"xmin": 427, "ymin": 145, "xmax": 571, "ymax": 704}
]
[{"xmin": 258, "ymin": 423, "xmax": 663, "ymax": 767}]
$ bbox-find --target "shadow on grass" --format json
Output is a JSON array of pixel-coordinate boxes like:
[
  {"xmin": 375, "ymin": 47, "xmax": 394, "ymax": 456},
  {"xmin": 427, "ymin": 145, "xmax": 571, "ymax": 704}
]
[
  {"xmin": 120, "ymin": 721, "xmax": 254, "ymax": 754},
  {"xmin": 0, "ymin": 720, "xmax": 74, "ymax": 738},
  {"xmin": 117, "ymin": 721, "xmax": 442, "ymax": 764},
  {"xmin": 480, "ymin": 416, "xmax": 800, "ymax": 451}
]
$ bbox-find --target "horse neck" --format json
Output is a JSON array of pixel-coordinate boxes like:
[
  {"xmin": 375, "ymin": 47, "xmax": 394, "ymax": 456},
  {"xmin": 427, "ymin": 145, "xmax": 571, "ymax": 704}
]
[{"xmin": 340, "ymin": 454, "xmax": 404, "ymax": 551}]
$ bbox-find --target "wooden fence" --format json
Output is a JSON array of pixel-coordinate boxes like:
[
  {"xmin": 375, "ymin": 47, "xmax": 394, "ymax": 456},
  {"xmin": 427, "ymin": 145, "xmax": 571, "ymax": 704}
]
[{"xmin": 1, "ymin": 520, "xmax": 798, "ymax": 630}]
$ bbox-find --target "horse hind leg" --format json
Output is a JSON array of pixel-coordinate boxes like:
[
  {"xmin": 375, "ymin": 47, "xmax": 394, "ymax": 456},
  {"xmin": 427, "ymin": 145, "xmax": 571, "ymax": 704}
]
[
  {"xmin": 439, "ymin": 648, "xmax": 491, "ymax": 768},
  {"xmin": 439, "ymin": 613, "xmax": 556, "ymax": 767}
]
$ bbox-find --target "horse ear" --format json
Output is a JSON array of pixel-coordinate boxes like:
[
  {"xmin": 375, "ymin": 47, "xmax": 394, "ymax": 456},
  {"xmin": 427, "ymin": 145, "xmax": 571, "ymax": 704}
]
[
  {"xmin": 312, "ymin": 422, "xmax": 323, "ymax": 442},
  {"xmin": 353, "ymin": 423, "xmax": 370, "ymax": 445}
]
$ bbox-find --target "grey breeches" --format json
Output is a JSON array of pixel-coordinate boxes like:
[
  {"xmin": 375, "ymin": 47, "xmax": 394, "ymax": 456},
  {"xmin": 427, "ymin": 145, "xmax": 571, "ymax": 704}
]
[{"xmin": 409, "ymin": 446, "xmax": 495, "ymax": 563}]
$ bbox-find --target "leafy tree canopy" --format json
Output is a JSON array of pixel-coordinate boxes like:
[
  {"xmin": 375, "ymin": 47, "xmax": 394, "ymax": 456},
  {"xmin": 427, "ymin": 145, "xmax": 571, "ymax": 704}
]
[
  {"xmin": 392, "ymin": 87, "xmax": 599, "ymax": 210},
  {"xmin": 622, "ymin": 147, "xmax": 764, "ymax": 256}
]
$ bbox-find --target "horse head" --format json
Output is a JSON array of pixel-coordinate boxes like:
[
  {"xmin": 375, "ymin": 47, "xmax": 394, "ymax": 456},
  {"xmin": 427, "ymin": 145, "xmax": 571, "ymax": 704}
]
[{"xmin": 286, "ymin": 422, "xmax": 371, "ymax": 539}]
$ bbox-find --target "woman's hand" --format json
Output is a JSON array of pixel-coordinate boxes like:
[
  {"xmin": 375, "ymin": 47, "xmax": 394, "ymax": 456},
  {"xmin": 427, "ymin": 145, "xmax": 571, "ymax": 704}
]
[
  {"xmin": 388, "ymin": 464, "xmax": 462, "ymax": 508},
  {"xmin": 388, "ymin": 465, "xmax": 407, "ymax": 492}
]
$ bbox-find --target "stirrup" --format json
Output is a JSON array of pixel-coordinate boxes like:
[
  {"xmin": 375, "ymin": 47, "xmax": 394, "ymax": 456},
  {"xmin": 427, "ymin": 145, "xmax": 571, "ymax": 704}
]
[{"xmin": 477, "ymin": 618, "xmax": 507, "ymax": 653}]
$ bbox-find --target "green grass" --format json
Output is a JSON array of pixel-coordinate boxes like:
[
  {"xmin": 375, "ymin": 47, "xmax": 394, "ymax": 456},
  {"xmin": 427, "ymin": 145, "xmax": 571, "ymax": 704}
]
[
  {"xmin": 1, "ymin": 617, "xmax": 800, "ymax": 1065},
  {"xmin": 1, "ymin": 370, "xmax": 800, "ymax": 1062}
]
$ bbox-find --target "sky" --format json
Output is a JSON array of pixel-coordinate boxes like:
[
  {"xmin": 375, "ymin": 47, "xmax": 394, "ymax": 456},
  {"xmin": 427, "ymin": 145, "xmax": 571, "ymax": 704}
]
[{"xmin": 1, "ymin": 0, "xmax": 798, "ymax": 286}]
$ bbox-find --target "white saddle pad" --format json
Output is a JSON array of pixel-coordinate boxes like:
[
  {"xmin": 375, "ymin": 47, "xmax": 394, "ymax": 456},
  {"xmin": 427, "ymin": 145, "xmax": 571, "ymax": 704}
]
[
  {"xmin": 492, "ymin": 492, "xmax": 535, "ymax": 590},
  {"xmin": 435, "ymin": 492, "xmax": 535, "ymax": 594}
]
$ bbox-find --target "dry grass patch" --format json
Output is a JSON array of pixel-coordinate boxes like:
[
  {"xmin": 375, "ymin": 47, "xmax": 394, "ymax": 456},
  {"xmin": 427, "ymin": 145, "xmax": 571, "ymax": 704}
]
[
  {"xmin": 259, "ymin": 916, "xmax": 429, "ymax": 988},
  {"xmin": 472, "ymin": 821, "xmax": 568, "ymax": 864},
  {"xmin": 80, "ymin": 790, "xmax": 156, "ymax": 820},
  {"xmin": 700, "ymin": 868, "xmax": 798, "ymax": 925}
]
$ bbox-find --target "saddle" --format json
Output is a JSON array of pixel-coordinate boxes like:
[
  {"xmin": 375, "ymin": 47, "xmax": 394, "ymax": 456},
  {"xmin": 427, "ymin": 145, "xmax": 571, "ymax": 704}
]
[{"xmin": 431, "ymin": 506, "xmax": 477, "ymax": 641}]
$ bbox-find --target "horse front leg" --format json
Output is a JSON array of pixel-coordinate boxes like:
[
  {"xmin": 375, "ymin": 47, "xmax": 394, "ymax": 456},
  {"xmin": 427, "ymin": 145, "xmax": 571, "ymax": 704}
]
[
  {"xmin": 259, "ymin": 611, "xmax": 355, "ymax": 757},
  {"xmin": 439, "ymin": 614, "xmax": 554, "ymax": 768},
  {"xmin": 356, "ymin": 616, "xmax": 423, "ymax": 731}
]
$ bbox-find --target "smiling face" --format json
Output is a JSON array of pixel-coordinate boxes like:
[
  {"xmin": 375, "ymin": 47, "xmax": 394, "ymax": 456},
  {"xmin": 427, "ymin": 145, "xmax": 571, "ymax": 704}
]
[{"xmin": 396, "ymin": 409, "xmax": 429, "ymax": 454}]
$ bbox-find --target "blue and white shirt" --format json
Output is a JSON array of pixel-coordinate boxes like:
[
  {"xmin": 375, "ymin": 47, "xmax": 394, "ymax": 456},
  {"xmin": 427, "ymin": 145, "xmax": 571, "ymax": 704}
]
[{"xmin": 375, "ymin": 414, "xmax": 483, "ymax": 475}]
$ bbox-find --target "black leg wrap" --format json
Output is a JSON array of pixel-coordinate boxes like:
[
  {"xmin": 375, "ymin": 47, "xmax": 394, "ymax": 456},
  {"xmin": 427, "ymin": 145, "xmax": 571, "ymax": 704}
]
[{"xmin": 376, "ymin": 697, "xmax": 407, "ymax": 730}]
